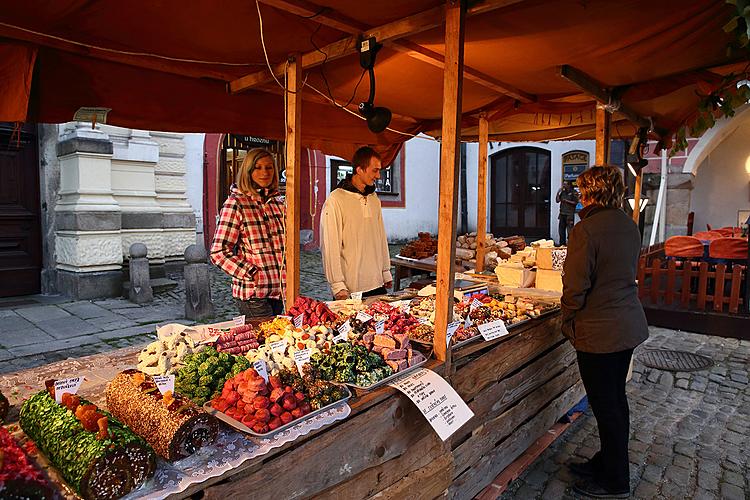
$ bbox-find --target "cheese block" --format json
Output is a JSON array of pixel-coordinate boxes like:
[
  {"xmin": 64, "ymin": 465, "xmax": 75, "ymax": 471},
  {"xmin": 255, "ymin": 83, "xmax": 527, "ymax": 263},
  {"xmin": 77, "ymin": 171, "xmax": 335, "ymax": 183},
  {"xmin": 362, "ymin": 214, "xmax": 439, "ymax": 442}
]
[
  {"xmin": 536, "ymin": 268, "xmax": 563, "ymax": 292},
  {"xmin": 536, "ymin": 247, "xmax": 567, "ymax": 271},
  {"xmin": 495, "ymin": 263, "xmax": 536, "ymax": 288}
]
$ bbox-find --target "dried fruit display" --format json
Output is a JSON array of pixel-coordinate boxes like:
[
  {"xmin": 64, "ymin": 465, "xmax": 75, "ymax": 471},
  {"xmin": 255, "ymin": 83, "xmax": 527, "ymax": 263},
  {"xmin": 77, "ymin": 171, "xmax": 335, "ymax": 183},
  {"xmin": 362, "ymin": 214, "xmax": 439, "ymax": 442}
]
[
  {"xmin": 0, "ymin": 390, "xmax": 7, "ymax": 424},
  {"xmin": 258, "ymin": 316, "xmax": 292, "ymax": 338},
  {"xmin": 175, "ymin": 347, "xmax": 251, "ymax": 406},
  {"xmin": 247, "ymin": 324, "xmax": 334, "ymax": 375},
  {"xmin": 310, "ymin": 343, "xmax": 393, "ymax": 387},
  {"xmin": 287, "ymin": 296, "xmax": 338, "ymax": 326},
  {"xmin": 137, "ymin": 330, "xmax": 205, "ymax": 376},
  {"xmin": 106, "ymin": 370, "xmax": 218, "ymax": 461},
  {"xmin": 407, "ymin": 324, "xmax": 435, "ymax": 344},
  {"xmin": 215, "ymin": 324, "xmax": 262, "ymax": 355},
  {"xmin": 0, "ymin": 426, "xmax": 53, "ymax": 499},
  {"xmin": 20, "ymin": 390, "xmax": 155, "ymax": 500},
  {"xmin": 284, "ymin": 367, "xmax": 349, "ymax": 411}
]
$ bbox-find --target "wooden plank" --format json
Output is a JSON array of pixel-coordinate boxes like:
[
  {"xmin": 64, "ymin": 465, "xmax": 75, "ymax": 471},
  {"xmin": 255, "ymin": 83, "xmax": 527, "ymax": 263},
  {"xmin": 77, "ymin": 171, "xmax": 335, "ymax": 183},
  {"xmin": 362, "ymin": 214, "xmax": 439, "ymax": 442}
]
[
  {"xmin": 696, "ymin": 261, "xmax": 709, "ymax": 310},
  {"xmin": 453, "ymin": 316, "xmax": 563, "ymax": 401},
  {"xmin": 594, "ymin": 104, "xmax": 611, "ymax": 165},
  {"xmin": 433, "ymin": 0, "xmax": 465, "ymax": 367},
  {"xmin": 450, "ymin": 381, "xmax": 585, "ymax": 500},
  {"xmin": 665, "ymin": 259, "xmax": 677, "ymax": 305},
  {"xmin": 650, "ymin": 258, "xmax": 661, "ymax": 304},
  {"xmin": 729, "ymin": 265, "xmax": 743, "ymax": 314},
  {"xmin": 558, "ymin": 65, "xmax": 651, "ymax": 129},
  {"xmin": 713, "ymin": 264, "xmax": 726, "ymax": 312},
  {"xmin": 643, "ymin": 306, "xmax": 750, "ymax": 340},
  {"xmin": 260, "ymin": 0, "xmax": 367, "ymax": 34},
  {"xmin": 453, "ymin": 313, "xmax": 559, "ymax": 360},
  {"xmin": 475, "ymin": 114, "xmax": 490, "ymax": 273},
  {"xmin": 231, "ymin": 0, "xmax": 525, "ymax": 93},
  {"xmin": 365, "ymin": 452, "xmax": 453, "ymax": 499},
  {"xmin": 680, "ymin": 260, "xmax": 692, "ymax": 308},
  {"xmin": 285, "ymin": 54, "xmax": 302, "ymax": 307}
]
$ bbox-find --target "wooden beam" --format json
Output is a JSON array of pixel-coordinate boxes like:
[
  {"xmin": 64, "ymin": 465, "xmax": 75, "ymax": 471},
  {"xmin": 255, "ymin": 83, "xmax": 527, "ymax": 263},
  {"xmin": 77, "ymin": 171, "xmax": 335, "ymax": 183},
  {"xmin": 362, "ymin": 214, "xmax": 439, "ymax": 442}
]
[
  {"xmin": 285, "ymin": 54, "xmax": 302, "ymax": 307},
  {"xmin": 259, "ymin": 0, "xmax": 367, "ymax": 34},
  {"xmin": 475, "ymin": 114, "xmax": 489, "ymax": 273},
  {"xmin": 390, "ymin": 40, "xmax": 534, "ymax": 103},
  {"xmin": 434, "ymin": 0, "xmax": 465, "ymax": 370},
  {"xmin": 632, "ymin": 171, "xmax": 643, "ymax": 224},
  {"xmin": 558, "ymin": 65, "xmax": 650, "ymax": 129},
  {"xmin": 595, "ymin": 103, "xmax": 611, "ymax": 165},
  {"xmin": 231, "ymin": 0, "xmax": 524, "ymax": 93}
]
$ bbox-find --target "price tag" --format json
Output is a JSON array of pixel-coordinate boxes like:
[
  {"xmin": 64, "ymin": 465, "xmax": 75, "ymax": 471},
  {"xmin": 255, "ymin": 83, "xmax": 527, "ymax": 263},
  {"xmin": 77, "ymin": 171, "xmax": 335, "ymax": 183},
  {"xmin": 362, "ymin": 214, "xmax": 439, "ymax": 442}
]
[
  {"xmin": 270, "ymin": 339, "xmax": 287, "ymax": 353},
  {"xmin": 232, "ymin": 315, "xmax": 245, "ymax": 327},
  {"xmin": 355, "ymin": 311, "xmax": 373, "ymax": 323},
  {"xmin": 253, "ymin": 360, "xmax": 269, "ymax": 383},
  {"xmin": 374, "ymin": 319, "xmax": 385, "ymax": 335},
  {"xmin": 389, "ymin": 368, "xmax": 474, "ymax": 441},
  {"xmin": 470, "ymin": 298, "xmax": 483, "ymax": 312},
  {"xmin": 464, "ymin": 314, "xmax": 472, "ymax": 328},
  {"xmin": 153, "ymin": 374, "xmax": 175, "ymax": 395},
  {"xmin": 418, "ymin": 316, "xmax": 430, "ymax": 325},
  {"xmin": 351, "ymin": 291, "xmax": 363, "ymax": 301},
  {"xmin": 294, "ymin": 313, "xmax": 304, "ymax": 328},
  {"xmin": 446, "ymin": 321, "xmax": 461, "ymax": 347},
  {"xmin": 294, "ymin": 348, "xmax": 312, "ymax": 375},
  {"xmin": 401, "ymin": 303, "xmax": 411, "ymax": 314},
  {"xmin": 334, "ymin": 320, "xmax": 351, "ymax": 343},
  {"xmin": 54, "ymin": 377, "xmax": 84, "ymax": 403},
  {"xmin": 478, "ymin": 319, "xmax": 509, "ymax": 341}
]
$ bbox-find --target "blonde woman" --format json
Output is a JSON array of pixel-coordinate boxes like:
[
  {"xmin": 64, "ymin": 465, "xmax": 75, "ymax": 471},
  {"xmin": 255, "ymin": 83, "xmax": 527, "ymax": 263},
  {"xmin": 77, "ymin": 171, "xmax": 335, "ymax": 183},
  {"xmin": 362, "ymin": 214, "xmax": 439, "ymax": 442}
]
[
  {"xmin": 562, "ymin": 165, "xmax": 648, "ymax": 498},
  {"xmin": 210, "ymin": 148, "xmax": 286, "ymax": 318}
]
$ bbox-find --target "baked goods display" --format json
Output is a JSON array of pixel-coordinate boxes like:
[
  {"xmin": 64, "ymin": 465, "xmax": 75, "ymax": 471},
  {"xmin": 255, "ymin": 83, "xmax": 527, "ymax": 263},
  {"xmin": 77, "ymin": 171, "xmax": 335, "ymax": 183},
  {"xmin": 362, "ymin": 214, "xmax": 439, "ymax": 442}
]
[
  {"xmin": 0, "ymin": 426, "xmax": 53, "ymax": 499},
  {"xmin": 398, "ymin": 232, "xmax": 438, "ymax": 259}
]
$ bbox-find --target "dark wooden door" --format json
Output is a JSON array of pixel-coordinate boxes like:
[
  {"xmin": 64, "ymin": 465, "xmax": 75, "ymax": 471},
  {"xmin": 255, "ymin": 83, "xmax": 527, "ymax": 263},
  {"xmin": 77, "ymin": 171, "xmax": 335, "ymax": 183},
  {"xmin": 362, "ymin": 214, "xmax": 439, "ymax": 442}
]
[
  {"xmin": 490, "ymin": 147, "xmax": 551, "ymax": 240},
  {"xmin": 0, "ymin": 123, "xmax": 41, "ymax": 297}
]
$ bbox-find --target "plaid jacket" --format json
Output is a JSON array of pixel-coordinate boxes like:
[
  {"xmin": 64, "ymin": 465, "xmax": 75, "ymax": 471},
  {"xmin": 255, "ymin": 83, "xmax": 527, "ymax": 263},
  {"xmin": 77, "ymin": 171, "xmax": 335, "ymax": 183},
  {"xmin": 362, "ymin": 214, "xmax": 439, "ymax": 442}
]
[{"xmin": 210, "ymin": 188, "xmax": 286, "ymax": 300}]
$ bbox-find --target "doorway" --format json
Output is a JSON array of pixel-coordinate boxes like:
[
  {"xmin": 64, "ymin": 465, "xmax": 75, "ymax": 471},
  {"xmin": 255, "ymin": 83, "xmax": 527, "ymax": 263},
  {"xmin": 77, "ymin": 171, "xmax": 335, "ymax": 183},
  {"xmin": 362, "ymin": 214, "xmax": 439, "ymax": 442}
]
[
  {"xmin": 490, "ymin": 147, "xmax": 551, "ymax": 240},
  {"xmin": 0, "ymin": 123, "xmax": 41, "ymax": 297}
]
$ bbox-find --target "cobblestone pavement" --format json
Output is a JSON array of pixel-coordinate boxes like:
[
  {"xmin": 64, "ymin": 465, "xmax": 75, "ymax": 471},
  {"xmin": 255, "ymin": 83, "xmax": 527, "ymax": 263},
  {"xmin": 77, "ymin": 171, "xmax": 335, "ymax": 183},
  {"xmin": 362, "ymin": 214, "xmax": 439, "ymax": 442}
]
[{"xmin": 499, "ymin": 327, "xmax": 750, "ymax": 500}]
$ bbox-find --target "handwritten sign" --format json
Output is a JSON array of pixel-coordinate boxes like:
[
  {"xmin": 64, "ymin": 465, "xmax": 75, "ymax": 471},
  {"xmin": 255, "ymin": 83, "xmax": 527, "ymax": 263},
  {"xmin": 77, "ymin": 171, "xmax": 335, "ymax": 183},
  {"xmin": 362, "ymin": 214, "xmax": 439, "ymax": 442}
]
[
  {"xmin": 54, "ymin": 377, "xmax": 84, "ymax": 403},
  {"xmin": 294, "ymin": 348, "xmax": 312, "ymax": 375},
  {"xmin": 470, "ymin": 298, "xmax": 483, "ymax": 312},
  {"xmin": 253, "ymin": 360, "xmax": 269, "ymax": 383},
  {"xmin": 478, "ymin": 319, "xmax": 509, "ymax": 341},
  {"xmin": 334, "ymin": 320, "xmax": 351, "ymax": 343},
  {"xmin": 401, "ymin": 303, "xmax": 411, "ymax": 314},
  {"xmin": 355, "ymin": 311, "xmax": 373, "ymax": 323},
  {"xmin": 232, "ymin": 315, "xmax": 245, "ymax": 327},
  {"xmin": 294, "ymin": 314, "xmax": 304, "ymax": 329},
  {"xmin": 446, "ymin": 321, "xmax": 461, "ymax": 347},
  {"xmin": 374, "ymin": 319, "xmax": 385, "ymax": 335},
  {"xmin": 270, "ymin": 339, "xmax": 288, "ymax": 353},
  {"xmin": 464, "ymin": 313, "xmax": 472, "ymax": 328},
  {"xmin": 351, "ymin": 291, "xmax": 363, "ymax": 301},
  {"xmin": 153, "ymin": 374, "xmax": 175, "ymax": 395},
  {"xmin": 418, "ymin": 316, "xmax": 430, "ymax": 325},
  {"xmin": 389, "ymin": 368, "xmax": 473, "ymax": 441}
]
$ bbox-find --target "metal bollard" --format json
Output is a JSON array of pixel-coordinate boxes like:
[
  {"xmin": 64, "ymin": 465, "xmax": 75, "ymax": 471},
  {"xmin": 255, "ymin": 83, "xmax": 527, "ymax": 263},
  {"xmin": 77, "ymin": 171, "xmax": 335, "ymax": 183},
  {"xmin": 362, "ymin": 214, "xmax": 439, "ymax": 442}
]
[
  {"xmin": 184, "ymin": 244, "xmax": 214, "ymax": 321},
  {"xmin": 128, "ymin": 242, "xmax": 153, "ymax": 304}
]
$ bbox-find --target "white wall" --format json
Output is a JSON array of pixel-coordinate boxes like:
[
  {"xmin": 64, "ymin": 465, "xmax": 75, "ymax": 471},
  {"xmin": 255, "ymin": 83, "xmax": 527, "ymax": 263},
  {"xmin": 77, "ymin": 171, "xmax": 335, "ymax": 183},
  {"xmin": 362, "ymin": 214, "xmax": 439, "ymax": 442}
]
[
  {"xmin": 184, "ymin": 133, "xmax": 205, "ymax": 238},
  {"xmin": 691, "ymin": 121, "xmax": 750, "ymax": 231}
]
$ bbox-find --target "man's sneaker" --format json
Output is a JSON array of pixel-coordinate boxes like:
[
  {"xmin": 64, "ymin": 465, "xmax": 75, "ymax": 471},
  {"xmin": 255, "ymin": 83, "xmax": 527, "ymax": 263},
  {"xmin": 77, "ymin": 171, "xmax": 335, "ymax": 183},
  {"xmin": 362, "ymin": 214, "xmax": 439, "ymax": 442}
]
[{"xmin": 572, "ymin": 479, "xmax": 630, "ymax": 498}]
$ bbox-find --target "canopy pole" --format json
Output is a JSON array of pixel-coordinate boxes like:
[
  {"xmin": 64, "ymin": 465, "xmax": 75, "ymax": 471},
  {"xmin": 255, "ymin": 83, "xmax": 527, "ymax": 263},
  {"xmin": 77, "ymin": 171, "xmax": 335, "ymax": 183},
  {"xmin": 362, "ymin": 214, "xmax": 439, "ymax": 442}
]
[
  {"xmin": 285, "ymin": 54, "xmax": 302, "ymax": 307},
  {"xmin": 475, "ymin": 113, "xmax": 489, "ymax": 273},
  {"xmin": 434, "ymin": 0, "xmax": 465, "ymax": 372},
  {"xmin": 649, "ymin": 149, "xmax": 668, "ymax": 246},
  {"xmin": 632, "ymin": 171, "xmax": 643, "ymax": 224},
  {"xmin": 595, "ymin": 103, "xmax": 610, "ymax": 165}
]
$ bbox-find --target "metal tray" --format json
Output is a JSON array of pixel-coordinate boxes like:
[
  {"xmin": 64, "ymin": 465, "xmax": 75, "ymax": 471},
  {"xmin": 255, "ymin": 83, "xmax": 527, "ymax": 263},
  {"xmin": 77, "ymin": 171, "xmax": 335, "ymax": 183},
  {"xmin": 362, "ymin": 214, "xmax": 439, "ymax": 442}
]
[
  {"xmin": 408, "ymin": 334, "xmax": 482, "ymax": 351},
  {"xmin": 203, "ymin": 386, "xmax": 351, "ymax": 438},
  {"xmin": 345, "ymin": 353, "xmax": 431, "ymax": 391}
]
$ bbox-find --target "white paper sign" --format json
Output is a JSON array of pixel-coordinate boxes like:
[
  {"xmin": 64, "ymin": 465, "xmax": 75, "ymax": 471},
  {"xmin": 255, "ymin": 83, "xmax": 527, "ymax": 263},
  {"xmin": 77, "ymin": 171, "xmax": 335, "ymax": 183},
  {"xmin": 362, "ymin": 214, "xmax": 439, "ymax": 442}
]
[
  {"xmin": 351, "ymin": 291, "xmax": 363, "ymax": 300},
  {"xmin": 446, "ymin": 321, "xmax": 461, "ymax": 347},
  {"xmin": 334, "ymin": 320, "xmax": 351, "ymax": 343},
  {"xmin": 356, "ymin": 311, "xmax": 373, "ymax": 323},
  {"xmin": 478, "ymin": 319, "xmax": 509, "ymax": 341},
  {"xmin": 153, "ymin": 374, "xmax": 175, "ymax": 395},
  {"xmin": 389, "ymin": 368, "xmax": 474, "ymax": 441},
  {"xmin": 54, "ymin": 377, "xmax": 84, "ymax": 403},
  {"xmin": 464, "ymin": 314, "xmax": 472, "ymax": 328},
  {"xmin": 294, "ymin": 348, "xmax": 312, "ymax": 375},
  {"xmin": 401, "ymin": 303, "xmax": 411, "ymax": 314},
  {"xmin": 270, "ymin": 339, "xmax": 288, "ymax": 353},
  {"xmin": 470, "ymin": 298, "xmax": 483, "ymax": 311},
  {"xmin": 232, "ymin": 315, "xmax": 246, "ymax": 327},
  {"xmin": 374, "ymin": 319, "xmax": 386, "ymax": 335},
  {"xmin": 418, "ymin": 316, "xmax": 430, "ymax": 325},
  {"xmin": 253, "ymin": 360, "xmax": 269, "ymax": 383},
  {"xmin": 294, "ymin": 314, "xmax": 304, "ymax": 328}
]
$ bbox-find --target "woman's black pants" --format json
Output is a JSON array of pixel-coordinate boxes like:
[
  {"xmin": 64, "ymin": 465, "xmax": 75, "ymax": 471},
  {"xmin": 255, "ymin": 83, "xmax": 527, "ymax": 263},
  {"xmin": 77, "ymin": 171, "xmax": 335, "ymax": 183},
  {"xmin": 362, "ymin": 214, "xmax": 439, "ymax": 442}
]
[{"xmin": 576, "ymin": 348, "xmax": 634, "ymax": 491}]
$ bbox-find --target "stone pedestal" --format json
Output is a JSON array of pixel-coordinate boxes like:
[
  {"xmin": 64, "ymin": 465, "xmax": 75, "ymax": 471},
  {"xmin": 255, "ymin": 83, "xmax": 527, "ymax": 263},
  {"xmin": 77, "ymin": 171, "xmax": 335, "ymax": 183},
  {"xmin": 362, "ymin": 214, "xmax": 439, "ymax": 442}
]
[
  {"xmin": 184, "ymin": 244, "xmax": 214, "ymax": 321},
  {"xmin": 128, "ymin": 243, "xmax": 153, "ymax": 304}
]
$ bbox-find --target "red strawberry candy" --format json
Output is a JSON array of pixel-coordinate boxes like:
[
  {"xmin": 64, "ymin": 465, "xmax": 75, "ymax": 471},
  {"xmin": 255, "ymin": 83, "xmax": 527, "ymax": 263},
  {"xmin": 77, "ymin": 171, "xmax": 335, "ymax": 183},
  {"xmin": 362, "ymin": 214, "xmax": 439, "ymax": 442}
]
[
  {"xmin": 268, "ymin": 417, "xmax": 283, "ymax": 430},
  {"xmin": 254, "ymin": 408, "xmax": 271, "ymax": 422},
  {"xmin": 280, "ymin": 412, "xmax": 294, "ymax": 425},
  {"xmin": 270, "ymin": 403, "xmax": 283, "ymax": 417}
]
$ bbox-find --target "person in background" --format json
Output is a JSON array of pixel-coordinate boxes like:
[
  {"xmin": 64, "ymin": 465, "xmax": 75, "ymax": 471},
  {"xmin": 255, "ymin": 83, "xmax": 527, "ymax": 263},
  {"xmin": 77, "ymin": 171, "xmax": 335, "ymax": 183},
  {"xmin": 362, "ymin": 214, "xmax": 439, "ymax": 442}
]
[
  {"xmin": 556, "ymin": 180, "xmax": 579, "ymax": 245},
  {"xmin": 320, "ymin": 146, "xmax": 392, "ymax": 300},
  {"xmin": 210, "ymin": 148, "xmax": 286, "ymax": 318},
  {"xmin": 561, "ymin": 165, "xmax": 648, "ymax": 499}
]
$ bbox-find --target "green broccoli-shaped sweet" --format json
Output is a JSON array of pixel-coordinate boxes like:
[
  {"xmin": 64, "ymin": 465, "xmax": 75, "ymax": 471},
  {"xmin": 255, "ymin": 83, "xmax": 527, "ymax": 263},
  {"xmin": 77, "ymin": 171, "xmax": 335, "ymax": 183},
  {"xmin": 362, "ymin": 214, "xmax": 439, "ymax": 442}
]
[
  {"xmin": 230, "ymin": 364, "xmax": 243, "ymax": 376},
  {"xmin": 218, "ymin": 352, "xmax": 230, "ymax": 363},
  {"xmin": 198, "ymin": 361, "xmax": 211, "ymax": 375},
  {"xmin": 198, "ymin": 375, "xmax": 213, "ymax": 387},
  {"xmin": 334, "ymin": 366, "xmax": 355, "ymax": 383}
]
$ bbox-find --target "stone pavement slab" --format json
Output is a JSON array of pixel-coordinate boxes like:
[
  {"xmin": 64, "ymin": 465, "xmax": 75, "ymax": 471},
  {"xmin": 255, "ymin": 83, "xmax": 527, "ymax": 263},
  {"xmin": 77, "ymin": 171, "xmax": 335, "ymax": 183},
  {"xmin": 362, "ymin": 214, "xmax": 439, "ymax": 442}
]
[
  {"xmin": 59, "ymin": 301, "xmax": 113, "ymax": 319},
  {"xmin": 7, "ymin": 334, "xmax": 100, "ymax": 357},
  {"xmin": 0, "ymin": 326, "xmax": 56, "ymax": 348},
  {"xmin": 15, "ymin": 305, "xmax": 72, "ymax": 323},
  {"xmin": 0, "ymin": 313, "xmax": 35, "ymax": 332},
  {"xmin": 34, "ymin": 316, "xmax": 102, "ymax": 339}
]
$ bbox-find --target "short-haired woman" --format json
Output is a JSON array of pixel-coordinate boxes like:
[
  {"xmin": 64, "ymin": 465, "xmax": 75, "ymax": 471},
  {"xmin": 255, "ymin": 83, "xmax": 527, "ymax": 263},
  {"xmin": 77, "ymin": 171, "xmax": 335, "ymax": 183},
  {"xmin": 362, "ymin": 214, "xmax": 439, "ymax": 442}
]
[
  {"xmin": 562, "ymin": 165, "xmax": 648, "ymax": 498},
  {"xmin": 210, "ymin": 148, "xmax": 286, "ymax": 318}
]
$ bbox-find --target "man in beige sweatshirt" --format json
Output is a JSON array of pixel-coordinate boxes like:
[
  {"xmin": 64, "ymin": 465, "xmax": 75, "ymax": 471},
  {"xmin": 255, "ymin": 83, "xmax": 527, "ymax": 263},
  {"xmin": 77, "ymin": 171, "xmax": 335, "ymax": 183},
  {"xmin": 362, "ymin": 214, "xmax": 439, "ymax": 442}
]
[{"xmin": 320, "ymin": 147, "xmax": 392, "ymax": 300}]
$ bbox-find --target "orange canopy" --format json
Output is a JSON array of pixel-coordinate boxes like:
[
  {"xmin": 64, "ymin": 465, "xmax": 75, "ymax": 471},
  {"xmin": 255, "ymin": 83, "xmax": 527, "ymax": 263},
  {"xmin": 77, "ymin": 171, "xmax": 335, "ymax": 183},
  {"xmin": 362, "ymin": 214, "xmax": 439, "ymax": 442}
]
[{"xmin": 0, "ymin": 0, "xmax": 745, "ymax": 161}]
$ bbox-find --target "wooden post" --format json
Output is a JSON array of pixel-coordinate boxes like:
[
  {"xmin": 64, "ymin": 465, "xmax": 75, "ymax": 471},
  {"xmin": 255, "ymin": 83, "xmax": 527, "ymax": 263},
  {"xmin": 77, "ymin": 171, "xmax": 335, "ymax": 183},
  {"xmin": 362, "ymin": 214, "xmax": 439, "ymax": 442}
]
[
  {"xmin": 434, "ymin": 0, "xmax": 465, "ymax": 370},
  {"xmin": 285, "ymin": 54, "xmax": 302, "ymax": 307},
  {"xmin": 595, "ymin": 103, "xmax": 610, "ymax": 165},
  {"xmin": 632, "ymin": 171, "xmax": 642, "ymax": 224},
  {"xmin": 475, "ymin": 113, "xmax": 489, "ymax": 273}
]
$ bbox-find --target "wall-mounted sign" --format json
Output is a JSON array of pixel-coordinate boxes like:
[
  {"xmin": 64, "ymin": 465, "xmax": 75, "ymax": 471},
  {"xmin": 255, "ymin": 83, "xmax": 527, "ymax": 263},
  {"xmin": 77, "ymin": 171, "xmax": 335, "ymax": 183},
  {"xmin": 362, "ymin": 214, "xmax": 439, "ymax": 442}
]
[{"xmin": 561, "ymin": 150, "xmax": 590, "ymax": 183}]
